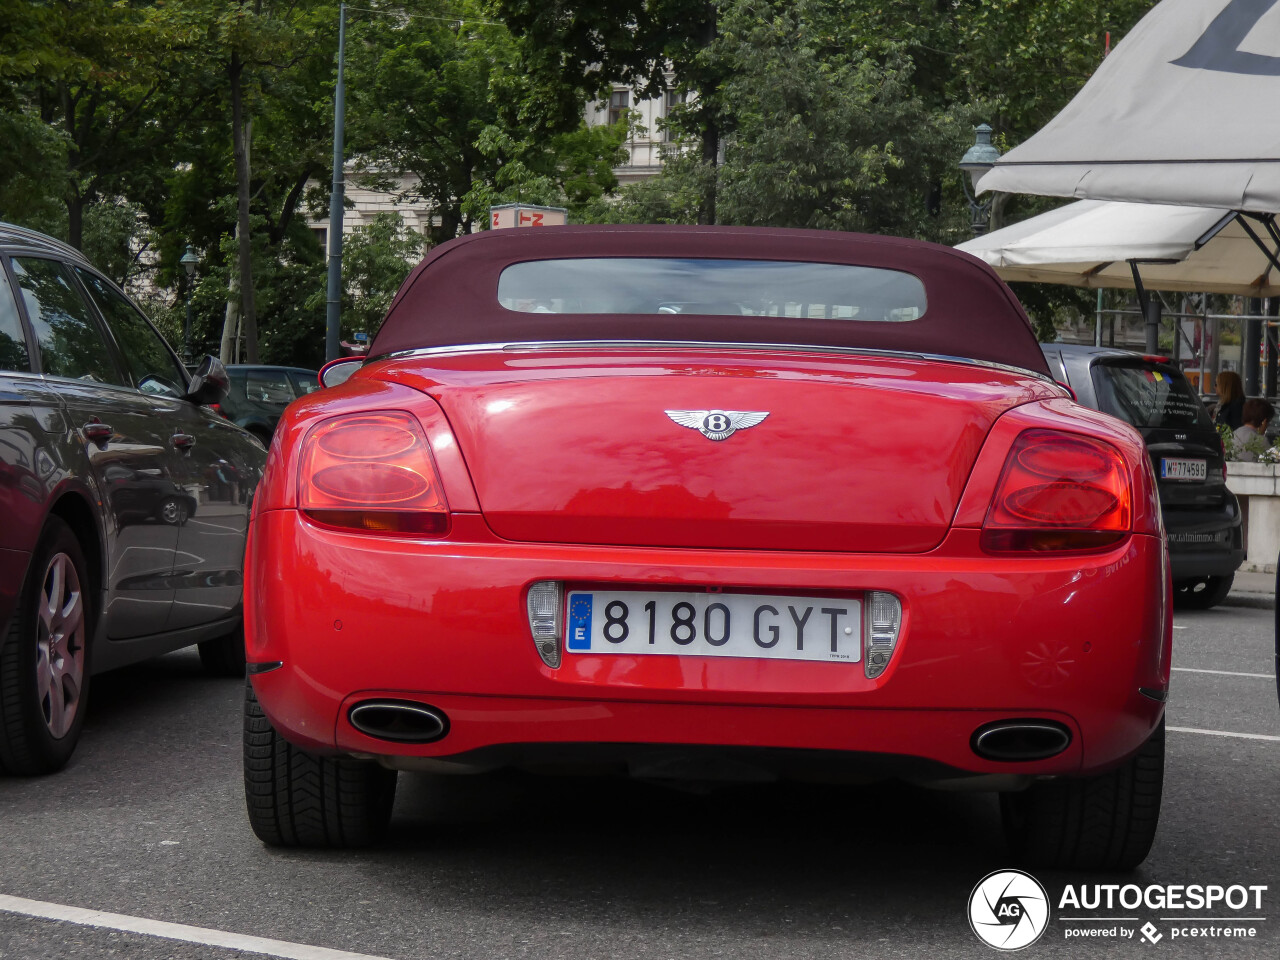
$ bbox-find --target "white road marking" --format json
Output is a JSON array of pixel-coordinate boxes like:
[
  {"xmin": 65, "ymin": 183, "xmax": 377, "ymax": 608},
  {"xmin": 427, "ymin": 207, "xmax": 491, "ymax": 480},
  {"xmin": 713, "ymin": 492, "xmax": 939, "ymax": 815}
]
[
  {"xmin": 1168, "ymin": 726, "xmax": 1280, "ymax": 742},
  {"xmin": 1172, "ymin": 667, "xmax": 1276, "ymax": 679},
  {"xmin": 0, "ymin": 895, "xmax": 397, "ymax": 960}
]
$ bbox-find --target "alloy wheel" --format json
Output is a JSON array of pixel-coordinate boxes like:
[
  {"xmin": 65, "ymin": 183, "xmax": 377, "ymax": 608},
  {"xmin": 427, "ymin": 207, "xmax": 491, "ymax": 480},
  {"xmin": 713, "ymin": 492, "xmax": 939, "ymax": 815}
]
[{"xmin": 35, "ymin": 552, "xmax": 86, "ymax": 739}]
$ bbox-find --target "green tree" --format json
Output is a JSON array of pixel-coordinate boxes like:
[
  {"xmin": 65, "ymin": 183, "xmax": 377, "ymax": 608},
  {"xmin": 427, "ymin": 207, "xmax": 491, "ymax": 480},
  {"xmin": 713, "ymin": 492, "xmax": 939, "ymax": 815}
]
[
  {"xmin": 0, "ymin": 0, "xmax": 196, "ymax": 247},
  {"xmin": 345, "ymin": 3, "xmax": 624, "ymax": 242},
  {"xmin": 496, "ymin": 0, "xmax": 727, "ymax": 222},
  {"xmin": 585, "ymin": 1, "xmax": 977, "ymax": 240},
  {"xmin": 708, "ymin": 1, "xmax": 977, "ymax": 238},
  {"xmin": 319, "ymin": 212, "xmax": 424, "ymax": 339},
  {"xmin": 180, "ymin": 0, "xmax": 341, "ymax": 362}
]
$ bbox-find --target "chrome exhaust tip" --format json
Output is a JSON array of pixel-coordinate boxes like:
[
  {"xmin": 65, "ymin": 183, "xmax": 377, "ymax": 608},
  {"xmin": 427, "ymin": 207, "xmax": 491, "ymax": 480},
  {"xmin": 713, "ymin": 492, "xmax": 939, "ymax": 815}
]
[
  {"xmin": 348, "ymin": 700, "xmax": 449, "ymax": 744},
  {"xmin": 971, "ymin": 720, "xmax": 1071, "ymax": 762}
]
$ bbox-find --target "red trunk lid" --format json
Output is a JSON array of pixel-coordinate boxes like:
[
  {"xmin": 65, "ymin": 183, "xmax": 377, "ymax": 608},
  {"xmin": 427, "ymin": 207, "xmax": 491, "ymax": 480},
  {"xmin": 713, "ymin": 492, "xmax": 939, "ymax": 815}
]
[{"xmin": 372, "ymin": 349, "xmax": 1059, "ymax": 553}]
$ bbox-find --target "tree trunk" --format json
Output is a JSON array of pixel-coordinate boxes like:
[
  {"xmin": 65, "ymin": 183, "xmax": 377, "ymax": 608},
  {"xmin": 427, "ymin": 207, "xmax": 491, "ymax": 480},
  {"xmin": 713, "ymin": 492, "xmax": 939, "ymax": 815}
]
[
  {"xmin": 59, "ymin": 80, "xmax": 87, "ymax": 250},
  {"xmin": 231, "ymin": 52, "xmax": 260, "ymax": 363},
  {"xmin": 699, "ymin": 120, "xmax": 718, "ymax": 226},
  {"xmin": 697, "ymin": 7, "xmax": 719, "ymax": 226},
  {"xmin": 66, "ymin": 193, "xmax": 85, "ymax": 251},
  {"xmin": 219, "ymin": 297, "xmax": 240, "ymax": 366}
]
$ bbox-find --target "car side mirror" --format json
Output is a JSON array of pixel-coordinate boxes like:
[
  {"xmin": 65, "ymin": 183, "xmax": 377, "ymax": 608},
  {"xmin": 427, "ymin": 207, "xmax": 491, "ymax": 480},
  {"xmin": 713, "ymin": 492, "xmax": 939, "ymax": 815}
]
[
  {"xmin": 319, "ymin": 357, "xmax": 362, "ymax": 389},
  {"xmin": 186, "ymin": 355, "xmax": 230, "ymax": 406}
]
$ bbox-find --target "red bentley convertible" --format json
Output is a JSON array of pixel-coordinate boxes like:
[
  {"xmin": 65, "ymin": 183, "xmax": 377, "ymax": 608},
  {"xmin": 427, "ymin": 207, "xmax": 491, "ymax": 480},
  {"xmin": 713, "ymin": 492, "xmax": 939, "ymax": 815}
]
[{"xmin": 244, "ymin": 226, "xmax": 1169, "ymax": 870}]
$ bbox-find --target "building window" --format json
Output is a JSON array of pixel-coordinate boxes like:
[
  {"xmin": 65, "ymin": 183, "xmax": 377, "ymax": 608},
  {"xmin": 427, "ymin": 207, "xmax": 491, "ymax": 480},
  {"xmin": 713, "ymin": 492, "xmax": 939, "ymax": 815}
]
[
  {"xmin": 312, "ymin": 227, "xmax": 327, "ymax": 256},
  {"xmin": 608, "ymin": 89, "xmax": 629, "ymax": 127},
  {"xmin": 663, "ymin": 89, "xmax": 686, "ymax": 141}
]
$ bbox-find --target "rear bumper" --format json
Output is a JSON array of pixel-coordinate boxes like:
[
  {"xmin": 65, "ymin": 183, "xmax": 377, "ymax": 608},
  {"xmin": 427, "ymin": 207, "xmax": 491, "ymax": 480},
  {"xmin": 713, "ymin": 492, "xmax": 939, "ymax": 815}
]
[
  {"xmin": 246, "ymin": 510, "xmax": 1169, "ymax": 780},
  {"xmin": 1169, "ymin": 547, "xmax": 1245, "ymax": 580},
  {"xmin": 1164, "ymin": 500, "xmax": 1244, "ymax": 581}
]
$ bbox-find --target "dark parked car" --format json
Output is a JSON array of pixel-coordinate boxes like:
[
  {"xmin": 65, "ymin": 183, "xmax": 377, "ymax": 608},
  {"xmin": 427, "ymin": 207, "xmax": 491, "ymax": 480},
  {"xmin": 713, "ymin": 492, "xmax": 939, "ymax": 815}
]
[
  {"xmin": 0, "ymin": 222, "xmax": 266, "ymax": 774},
  {"xmin": 1042, "ymin": 343, "xmax": 1244, "ymax": 607},
  {"xmin": 219, "ymin": 365, "xmax": 320, "ymax": 444}
]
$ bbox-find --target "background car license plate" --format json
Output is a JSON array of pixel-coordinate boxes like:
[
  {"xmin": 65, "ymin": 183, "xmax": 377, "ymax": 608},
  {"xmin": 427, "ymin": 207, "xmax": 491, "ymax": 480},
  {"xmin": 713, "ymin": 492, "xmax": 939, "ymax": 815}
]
[
  {"xmin": 1161, "ymin": 457, "xmax": 1207, "ymax": 480},
  {"xmin": 565, "ymin": 590, "xmax": 861, "ymax": 663}
]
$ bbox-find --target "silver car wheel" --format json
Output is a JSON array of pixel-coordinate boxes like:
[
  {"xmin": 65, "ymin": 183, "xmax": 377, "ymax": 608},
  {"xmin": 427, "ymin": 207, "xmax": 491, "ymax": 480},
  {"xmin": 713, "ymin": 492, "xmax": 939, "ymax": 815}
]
[{"xmin": 35, "ymin": 552, "xmax": 86, "ymax": 739}]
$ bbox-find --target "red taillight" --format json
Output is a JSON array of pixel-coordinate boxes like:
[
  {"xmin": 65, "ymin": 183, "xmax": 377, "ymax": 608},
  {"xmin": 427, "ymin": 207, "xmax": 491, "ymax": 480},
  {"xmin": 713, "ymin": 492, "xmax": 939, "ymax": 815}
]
[
  {"xmin": 298, "ymin": 412, "xmax": 450, "ymax": 536},
  {"xmin": 982, "ymin": 429, "xmax": 1131, "ymax": 553}
]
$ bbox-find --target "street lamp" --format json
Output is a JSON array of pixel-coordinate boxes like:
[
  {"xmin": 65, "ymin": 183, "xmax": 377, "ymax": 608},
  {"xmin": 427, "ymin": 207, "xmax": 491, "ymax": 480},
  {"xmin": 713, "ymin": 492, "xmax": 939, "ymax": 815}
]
[
  {"xmin": 959, "ymin": 123, "xmax": 1002, "ymax": 236},
  {"xmin": 325, "ymin": 2, "xmax": 348, "ymax": 365},
  {"xmin": 180, "ymin": 243, "xmax": 199, "ymax": 363}
]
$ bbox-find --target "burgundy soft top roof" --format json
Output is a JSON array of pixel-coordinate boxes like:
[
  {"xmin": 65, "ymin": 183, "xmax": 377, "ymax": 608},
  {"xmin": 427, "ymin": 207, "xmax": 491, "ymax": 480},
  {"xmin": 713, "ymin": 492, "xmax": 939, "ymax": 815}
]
[{"xmin": 371, "ymin": 224, "xmax": 1049, "ymax": 375}]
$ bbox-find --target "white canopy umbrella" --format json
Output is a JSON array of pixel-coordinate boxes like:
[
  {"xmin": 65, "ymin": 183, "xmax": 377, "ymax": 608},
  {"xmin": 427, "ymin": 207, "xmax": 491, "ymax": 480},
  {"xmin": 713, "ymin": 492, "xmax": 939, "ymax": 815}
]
[
  {"xmin": 956, "ymin": 200, "xmax": 1280, "ymax": 296},
  {"xmin": 977, "ymin": 0, "xmax": 1280, "ymax": 212}
]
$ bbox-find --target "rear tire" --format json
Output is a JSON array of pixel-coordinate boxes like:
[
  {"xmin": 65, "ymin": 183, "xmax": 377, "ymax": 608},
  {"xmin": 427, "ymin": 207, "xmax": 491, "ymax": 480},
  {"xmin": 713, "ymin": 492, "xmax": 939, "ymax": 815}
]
[
  {"xmin": 1173, "ymin": 574, "xmax": 1234, "ymax": 610},
  {"xmin": 198, "ymin": 621, "xmax": 246, "ymax": 677},
  {"xmin": 1000, "ymin": 720, "xmax": 1164, "ymax": 871},
  {"xmin": 0, "ymin": 516, "xmax": 93, "ymax": 776},
  {"xmin": 243, "ymin": 679, "xmax": 396, "ymax": 847}
]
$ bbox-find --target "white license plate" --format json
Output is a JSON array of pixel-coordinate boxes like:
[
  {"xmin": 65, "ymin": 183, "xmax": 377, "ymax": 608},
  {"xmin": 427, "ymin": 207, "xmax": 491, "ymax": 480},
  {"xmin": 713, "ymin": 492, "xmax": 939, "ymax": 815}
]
[
  {"xmin": 565, "ymin": 590, "xmax": 861, "ymax": 663},
  {"xmin": 1161, "ymin": 458, "xmax": 1207, "ymax": 480}
]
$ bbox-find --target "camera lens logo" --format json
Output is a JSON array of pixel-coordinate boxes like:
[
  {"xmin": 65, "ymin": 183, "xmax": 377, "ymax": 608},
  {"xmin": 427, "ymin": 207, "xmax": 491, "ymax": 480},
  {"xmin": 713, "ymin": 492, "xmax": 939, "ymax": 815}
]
[{"xmin": 968, "ymin": 869, "xmax": 1050, "ymax": 950}]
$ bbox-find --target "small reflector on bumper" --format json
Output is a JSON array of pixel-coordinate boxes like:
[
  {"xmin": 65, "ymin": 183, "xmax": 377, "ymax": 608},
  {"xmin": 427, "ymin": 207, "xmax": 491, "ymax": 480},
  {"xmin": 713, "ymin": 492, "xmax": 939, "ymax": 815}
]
[
  {"xmin": 864, "ymin": 591, "xmax": 902, "ymax": 679},
  {"xmin": 527, "ymin": 580, "xmax": 563, "ymax": 668}
]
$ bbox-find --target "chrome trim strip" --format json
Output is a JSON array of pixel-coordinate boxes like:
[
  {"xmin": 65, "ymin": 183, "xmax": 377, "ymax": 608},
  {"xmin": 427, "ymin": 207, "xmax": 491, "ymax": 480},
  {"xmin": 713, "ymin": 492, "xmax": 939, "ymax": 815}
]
[{"xmin": 377, "ymin": 340, "xmax": 1055, "ymax": 384}]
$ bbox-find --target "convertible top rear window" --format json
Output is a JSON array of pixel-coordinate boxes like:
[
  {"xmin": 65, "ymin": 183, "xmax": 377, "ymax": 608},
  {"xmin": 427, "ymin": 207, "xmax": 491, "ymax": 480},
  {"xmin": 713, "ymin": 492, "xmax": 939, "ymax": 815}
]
[
  {"xmin": 370, "ymin": 226, "xmax": 1050, "ymax": 376},
  {"xmin": 497, "ymin": 258, "xmax": 927, "ymax": 322}
]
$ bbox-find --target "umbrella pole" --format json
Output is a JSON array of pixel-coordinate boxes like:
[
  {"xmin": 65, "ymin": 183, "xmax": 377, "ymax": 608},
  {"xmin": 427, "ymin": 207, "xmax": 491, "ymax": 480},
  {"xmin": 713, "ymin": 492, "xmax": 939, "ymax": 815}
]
[
  {"xmin": 1095, "ymin": 289, "xmax": 1104, "ymax": 347},
  {"xmin": 1129, "ymin": 261, "xmax": 1162, "ymax": 354}
]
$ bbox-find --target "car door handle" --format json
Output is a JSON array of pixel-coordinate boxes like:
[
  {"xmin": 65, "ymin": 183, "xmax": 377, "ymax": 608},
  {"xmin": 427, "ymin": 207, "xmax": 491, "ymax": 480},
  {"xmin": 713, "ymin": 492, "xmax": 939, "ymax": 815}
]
[
  {"xmin": 171, "ymin": 433, "xmax": 196, "ymax": 450},
  {"xmin": 83, "ymin": 421, "xmax": 112, "ymax": 443}
]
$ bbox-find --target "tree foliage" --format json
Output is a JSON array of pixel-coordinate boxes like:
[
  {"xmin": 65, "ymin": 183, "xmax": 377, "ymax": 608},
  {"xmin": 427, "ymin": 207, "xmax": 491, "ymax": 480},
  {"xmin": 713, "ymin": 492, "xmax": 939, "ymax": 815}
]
[
  {"xmin": 705, "ymin": 1, "xmax": 978, "ymax": 238},
  {"xmin": 324, "ymin": 212, "xmax": 425, "ymax": 339},
  {"xmin": 346, "ymin": 4, "xmax": 625, "ymax": 242},
  {"xmin": 0, "ymin": 0, "xmax": 1159, "ymax": 362}
]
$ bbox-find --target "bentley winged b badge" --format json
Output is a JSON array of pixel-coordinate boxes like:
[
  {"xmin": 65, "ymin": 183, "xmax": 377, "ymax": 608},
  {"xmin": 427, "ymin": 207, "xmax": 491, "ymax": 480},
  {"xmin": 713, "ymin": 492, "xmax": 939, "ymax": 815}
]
[{"xmin": 665, "ymin": 409, "xmax": 770, "ymax": 441}]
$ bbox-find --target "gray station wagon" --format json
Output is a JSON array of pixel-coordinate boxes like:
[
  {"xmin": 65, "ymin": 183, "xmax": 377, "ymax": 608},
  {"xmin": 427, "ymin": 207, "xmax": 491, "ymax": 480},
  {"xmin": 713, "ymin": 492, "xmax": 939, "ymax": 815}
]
[{"xmin": 0, "ymin": 223, "xmax": 266, "ymax": 774}]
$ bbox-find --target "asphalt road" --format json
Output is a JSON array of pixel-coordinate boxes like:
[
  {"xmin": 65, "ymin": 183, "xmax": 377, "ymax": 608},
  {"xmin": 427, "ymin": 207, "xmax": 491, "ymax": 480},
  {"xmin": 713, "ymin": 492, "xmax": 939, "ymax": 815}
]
[{"xmin": 1, "ymin": 601, "xmax": 1277, "ymax": 960}]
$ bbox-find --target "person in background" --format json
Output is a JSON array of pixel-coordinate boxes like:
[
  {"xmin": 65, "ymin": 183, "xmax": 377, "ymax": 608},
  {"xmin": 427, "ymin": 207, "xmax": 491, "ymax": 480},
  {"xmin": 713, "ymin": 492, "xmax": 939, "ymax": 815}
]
[
  {"xmin": 1232, "ymin": 397, "xmax": 1274, "ymax": 461},
  {"xmin": 1213, "ymin": 370, "xmax": 1245, "ymax": 429}
]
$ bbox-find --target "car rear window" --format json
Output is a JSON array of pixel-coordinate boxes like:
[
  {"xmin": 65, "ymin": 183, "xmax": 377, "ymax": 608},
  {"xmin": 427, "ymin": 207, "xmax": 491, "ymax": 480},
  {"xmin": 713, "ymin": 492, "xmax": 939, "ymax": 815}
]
[
  {"xmin": 244, "ymin": 369, "xmax": 295, "ymax": 404},
  {"xmin": 497, "ymin": 258, "xmax": 927, "ymax": 321},
  {"xmin": 1091, "ymin": 360, "xmax": 1212, "ymax": 429},
  {"xmin": 289, "ymin": 370, "xmax": 321, "ymax": 396}
]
